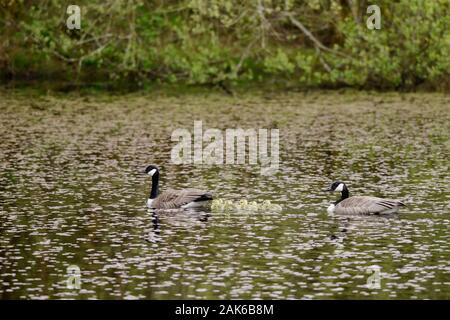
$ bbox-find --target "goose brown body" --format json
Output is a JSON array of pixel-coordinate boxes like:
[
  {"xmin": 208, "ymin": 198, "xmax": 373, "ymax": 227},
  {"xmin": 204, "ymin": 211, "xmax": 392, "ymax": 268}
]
[
  {"xmin": 334, "ymin": 196, "xmax": 405, "ymax": 215},
  {"xmin": 149, "ymin": 188, "xmax": 213, "ymax": 209}
]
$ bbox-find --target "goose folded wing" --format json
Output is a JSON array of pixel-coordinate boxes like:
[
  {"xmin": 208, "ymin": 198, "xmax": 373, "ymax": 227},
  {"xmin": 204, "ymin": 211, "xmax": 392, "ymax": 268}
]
[
  {"xmin": 337, "ymin": 196, "xmax": 403, "ymax": 214},
  {"xmin": 154, "ymin": 188, "xmax": 212, "ymax": 209}
]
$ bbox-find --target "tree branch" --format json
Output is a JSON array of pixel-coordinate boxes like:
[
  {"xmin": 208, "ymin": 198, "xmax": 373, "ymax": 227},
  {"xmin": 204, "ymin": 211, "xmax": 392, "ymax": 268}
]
[{"xmin": 283, "ymin": 11, "xmax": 351, "ymax": 59}]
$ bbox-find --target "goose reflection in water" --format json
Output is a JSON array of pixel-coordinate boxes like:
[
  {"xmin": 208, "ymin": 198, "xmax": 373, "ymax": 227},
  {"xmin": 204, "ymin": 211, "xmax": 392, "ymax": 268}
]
[{"xmin": 146, "ymin": 209, "xmax": 210, "ymax": 243}]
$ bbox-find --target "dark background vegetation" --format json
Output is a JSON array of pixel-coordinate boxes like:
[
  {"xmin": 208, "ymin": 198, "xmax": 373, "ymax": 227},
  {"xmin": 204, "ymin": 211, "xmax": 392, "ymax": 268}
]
[{"xmin": 1, "ymin": 0, "xmax": 448, "ymax": 90}]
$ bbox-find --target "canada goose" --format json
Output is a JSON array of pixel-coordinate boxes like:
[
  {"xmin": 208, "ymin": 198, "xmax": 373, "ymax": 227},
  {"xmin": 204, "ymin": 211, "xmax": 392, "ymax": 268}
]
[
  {"xmin": 210, "ymin": 199, "xmax": 238, "ymax": 212},
  {"xmin": 235, "ymin": 200, "xmax": 259, "ymax": 211},
  {"xmin": 222, "ymin": 200, "xmax": 235, "ymax": 211},
  {"xmin": 210, "ymin": 199, "xmax": 225, "ymax": 211},
  {"xmin": 246, "ymin": 201, "xmax": 259, "ymax": 211},
  {"xmin": 260, "ymin": 200, "xmax": 283, "ymax": 212},
  {"xmin": 325, "ymin": 181, "xmax": 405, "ymax": 215},
  {"xmin": 145, "ymin": 165, "xmax": 213, "ymax": 209}
]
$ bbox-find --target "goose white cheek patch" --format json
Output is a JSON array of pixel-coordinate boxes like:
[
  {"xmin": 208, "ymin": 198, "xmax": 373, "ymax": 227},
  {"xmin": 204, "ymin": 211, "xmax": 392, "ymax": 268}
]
[
  {"xmin": 335, "ymin": 183, "xmax": 344, "ymax": 192},
  {"xmin": 148, "ymin": 169, "xmax": 157, "ymax": 176}
]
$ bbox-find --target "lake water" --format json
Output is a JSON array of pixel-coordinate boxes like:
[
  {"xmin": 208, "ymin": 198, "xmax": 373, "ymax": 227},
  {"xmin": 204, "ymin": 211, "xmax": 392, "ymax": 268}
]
[{"xmin": 0, "ymin": 89, "xmax": 448, "ymax": 299}]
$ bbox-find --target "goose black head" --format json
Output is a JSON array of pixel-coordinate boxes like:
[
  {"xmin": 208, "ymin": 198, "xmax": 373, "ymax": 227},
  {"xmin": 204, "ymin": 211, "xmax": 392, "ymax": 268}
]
[
  {"xmin": 145, "ymin": 165, "xmax": 159, "ymax": 177},
  {"xmin": 326, "ymin": 181, "xmax": 347, "ymax": 192}
]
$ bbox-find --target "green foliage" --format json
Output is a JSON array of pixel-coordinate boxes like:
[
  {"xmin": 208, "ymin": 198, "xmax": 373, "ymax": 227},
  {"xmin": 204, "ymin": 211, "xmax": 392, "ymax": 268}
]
[
  {"xmin": 329, "ymin": 0, "xmax": 450, "ymax": 89},
  {"xmin": 0, "ymin": 0, "xmax": 448, "ymax": 89},
  {"xmin": 264, "ymin": 49, "xmax": 295, "ymax": 75}
]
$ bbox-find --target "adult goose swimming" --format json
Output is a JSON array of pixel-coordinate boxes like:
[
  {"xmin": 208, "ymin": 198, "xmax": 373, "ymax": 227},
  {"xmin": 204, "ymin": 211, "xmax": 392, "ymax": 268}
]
[
  {"xmin": 144, "ymin": 165, "xmax": 213, "ymax": 210},
  {"xmin": 326, "ymin": 181, "xmax": 405, "ymax": 215}
]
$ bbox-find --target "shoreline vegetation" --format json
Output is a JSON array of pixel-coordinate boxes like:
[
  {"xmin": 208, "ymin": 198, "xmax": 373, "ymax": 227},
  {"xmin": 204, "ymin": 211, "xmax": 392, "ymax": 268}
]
[
  {"xmin": 1, "ymin": 86, "xmax": 448, "ymax": 111},
  {"xmin": 2, "ymin": 82, "xmax": 450, "ymax": 100},
  {"xmin": 1, "ymin": 0, "xmax": 449, "ymax": 92}
]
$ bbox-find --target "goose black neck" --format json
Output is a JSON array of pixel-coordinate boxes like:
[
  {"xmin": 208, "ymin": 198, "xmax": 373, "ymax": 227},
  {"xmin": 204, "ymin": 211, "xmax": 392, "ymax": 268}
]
[
  {"xmin": 335, "ymin": 185, "xmax": 349, "ymax": 204},
  {"xmin": 149, "ymin": 172, "xmax": 159, "ymax": 199}
]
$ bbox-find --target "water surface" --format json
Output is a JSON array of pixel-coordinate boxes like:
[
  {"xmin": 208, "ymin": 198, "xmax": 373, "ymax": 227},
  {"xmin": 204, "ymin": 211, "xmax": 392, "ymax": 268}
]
[{"xmin": 0, "ymin": 90, "xmax": 448, "ymax": 299}]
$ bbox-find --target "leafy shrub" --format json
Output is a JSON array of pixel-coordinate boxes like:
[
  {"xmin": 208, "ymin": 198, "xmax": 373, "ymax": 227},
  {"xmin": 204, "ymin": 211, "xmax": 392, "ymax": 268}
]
[{"xmin": 0, "ymin": 0, "xmax": 448, "ymax": 89}]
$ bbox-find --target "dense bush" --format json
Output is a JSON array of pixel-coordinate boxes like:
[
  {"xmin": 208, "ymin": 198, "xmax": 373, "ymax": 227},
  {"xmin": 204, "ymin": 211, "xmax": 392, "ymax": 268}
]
[{"xmin": 0, "ymin": 0, "xmax": 448, "ymax": 89}]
